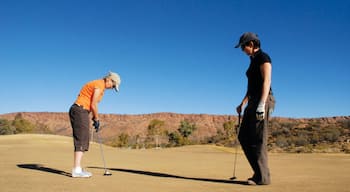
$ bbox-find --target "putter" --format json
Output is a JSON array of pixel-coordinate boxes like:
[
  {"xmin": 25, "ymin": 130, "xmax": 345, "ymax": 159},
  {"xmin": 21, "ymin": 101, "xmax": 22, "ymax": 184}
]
[
  {"xmin": 230, "ymin": 113, "xmax": 241, "ymax": 180},
  {"xmin": 96, "ymin": 131, "xmax": 112, "ymax": 176}
]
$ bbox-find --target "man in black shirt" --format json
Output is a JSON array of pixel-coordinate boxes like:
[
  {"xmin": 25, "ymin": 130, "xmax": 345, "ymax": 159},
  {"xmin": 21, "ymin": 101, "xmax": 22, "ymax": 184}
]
[{"xmin": 235, "ymin": 32, "xmax": 275, "ymax": 185}]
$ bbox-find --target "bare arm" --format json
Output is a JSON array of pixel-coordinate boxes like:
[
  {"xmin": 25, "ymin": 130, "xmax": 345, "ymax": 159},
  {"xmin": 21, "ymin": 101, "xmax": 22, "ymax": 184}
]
[
  {"xmin": 91, "ymin": 88, "xmax": 101, "ymax": 120},
  {"xmin": 237, "ymin": 91, "xmax": 249, "ymax": 114},
  {"xmin": 260, "ymin": 62, "xmax": 272, "ymax": 104}
]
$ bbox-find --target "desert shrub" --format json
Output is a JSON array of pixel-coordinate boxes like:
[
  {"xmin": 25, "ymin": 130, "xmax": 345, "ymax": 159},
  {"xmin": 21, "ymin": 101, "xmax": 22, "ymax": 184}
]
[
  {"xmin": 0, "ymin": 119, "xmax": 14, "ymax": 135},
  {"xmin": 129, "ymin": 134, "xmax": 148, "ymax": 149},
  {"xmin": 223, "ymin": 120, "xmax": 235, "ymax": 139},
  {"xmin": 12, "ymin": 113, "xmax": 35, "ymax": 134},
  {"xmin": 310, "ymin": 132, "xmax": 321, "ymax": 144},
  {"xmin": 320, "ymin": 127, "xmax": 341, "ymax": 142},
  {"xmin": 35, "ymin": 123, "xmax": 53, "ymax": 134},
  {"xmin": 308, "ymin": 119, "xmax": 322, "ymax": 128},
  {"xmin": 109, "ymin": 133, "xmax": 130, "ymax": 148},
  {"xmin": 269, "ymin": 119, "xmax": 280, "ymax": 129},
  {"xmin": 341, "ymin": 143, "xmax": 350, "ymax": 153},
  {"xmin": 292, "ymin": 135, "xmax": 309, "ymax": 147},
  {"xmin": 275, "ymin": 135, "xmax": 289, "ymax": 148},
  {"xmin": 281, "ymin": 122, "xmax": 296, "ymax": 130},
  {"xmin": 340, "ymin": 119, "xmax": 350, "ymax": 130},
  {"xmin": 206, "ymin": 129, "xmax": 234, "ymax": 147},
  {"xmin": 290, "ymin": 145, "xmax": 313, "ymax": 153},
  {"xmin": 167, "ymin": 131, "xmax": 183, "ymax": 147},
  {"xmin": 212, "ymin": 129, "xmax": 226, "ymax": 143},
  {"xmin": 271, "ymin": 129, "xmax": 283, "ymax": 137},
  {"xmin": 118, "ymin": 133, "xmax": 130, "ymax": 147},
  {"xmin": 271, "ymin": 127, "xmax": 291, "ymax": 138},
  {"xmin": 204, "ymin": 121, "xmax": 237, "ymax": 147}
]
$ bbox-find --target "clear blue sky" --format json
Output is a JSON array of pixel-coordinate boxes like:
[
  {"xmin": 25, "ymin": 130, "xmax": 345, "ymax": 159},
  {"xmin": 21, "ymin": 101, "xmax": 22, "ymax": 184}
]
[{"xmin": 0, "ymin": 0, "xmax": 349, "ymax": 118}]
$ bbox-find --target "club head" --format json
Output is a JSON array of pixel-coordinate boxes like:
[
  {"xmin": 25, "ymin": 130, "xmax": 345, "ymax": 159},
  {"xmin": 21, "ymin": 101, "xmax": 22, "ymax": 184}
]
[
  {"xmin": 229, "ymin": 176, "xmax": 237, "ymax": 180},
  {"xmin": 103, "ymin": 170, "xmax": 112, "ymax": 176}
]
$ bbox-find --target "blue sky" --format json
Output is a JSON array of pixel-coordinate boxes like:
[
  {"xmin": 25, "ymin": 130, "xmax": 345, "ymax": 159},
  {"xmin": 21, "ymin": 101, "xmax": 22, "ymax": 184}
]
[{"xmin": 0, "ymin": 0, "xmax": 349, "ymax": 118}]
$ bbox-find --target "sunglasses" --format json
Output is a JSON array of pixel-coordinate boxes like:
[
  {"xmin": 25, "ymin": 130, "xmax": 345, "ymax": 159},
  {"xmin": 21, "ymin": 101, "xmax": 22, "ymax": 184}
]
[{"xmin": 111, "ymin": 79, "xmax": 116, "ymax": 88}]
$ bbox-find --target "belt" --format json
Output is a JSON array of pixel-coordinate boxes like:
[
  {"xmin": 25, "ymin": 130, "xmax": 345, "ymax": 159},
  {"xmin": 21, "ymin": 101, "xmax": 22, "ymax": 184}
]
[{"xmin": 73, "ymin": 103, "xmax": 89, "ymax": 112}]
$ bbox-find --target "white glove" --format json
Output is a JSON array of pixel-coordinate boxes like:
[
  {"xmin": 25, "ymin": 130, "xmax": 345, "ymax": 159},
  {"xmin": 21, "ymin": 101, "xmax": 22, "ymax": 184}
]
[{"xmin": 256, "ymin": 101, "xmax": 265, "ymax": 121}]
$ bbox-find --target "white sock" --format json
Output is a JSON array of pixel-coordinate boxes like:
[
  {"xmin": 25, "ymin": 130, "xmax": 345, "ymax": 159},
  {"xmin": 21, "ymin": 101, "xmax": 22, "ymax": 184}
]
[{"xmin": 74, "ymin": 167, "xmax": 82, "ymax": 173}]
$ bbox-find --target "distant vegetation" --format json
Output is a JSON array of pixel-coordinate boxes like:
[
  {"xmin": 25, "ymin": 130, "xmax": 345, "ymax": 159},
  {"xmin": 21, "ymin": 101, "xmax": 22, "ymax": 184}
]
[
  {"xmin": 107, "ymin": 119, "xmax": 198, "ymax": 148},
  {"xmin": 268, "ymin": 118, "xmax": 350, "ymax": 153},
  {"xmin": 0, "ymin": 113, "xmax": 52, "ymax": 135},
  {"xmin": 1, "ymin": 113, "xmax": 349, "ymax": 153},
  {"xmin": 104, "ymin": 117, "xmax": 350, "ymax": 153}
]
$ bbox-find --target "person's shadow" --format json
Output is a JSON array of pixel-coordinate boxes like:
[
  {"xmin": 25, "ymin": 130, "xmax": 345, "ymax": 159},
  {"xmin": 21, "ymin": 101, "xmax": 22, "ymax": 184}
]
[
  {"xmin": 88, "ymin": 166, "xmax": 248, "ymax": 185},
  {"xmin": 17, "ymin": 164, "xmax": 71, "ymax": 177},
  {"xmin": 17, "ymin": 164, "xmax": 248, "ymax": 185}
]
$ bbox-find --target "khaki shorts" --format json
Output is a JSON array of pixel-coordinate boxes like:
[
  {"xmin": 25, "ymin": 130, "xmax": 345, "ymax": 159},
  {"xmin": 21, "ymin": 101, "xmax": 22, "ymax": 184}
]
[{"xmin": 69, "ymin": 104, "xmax": 90, "ymax": 152}]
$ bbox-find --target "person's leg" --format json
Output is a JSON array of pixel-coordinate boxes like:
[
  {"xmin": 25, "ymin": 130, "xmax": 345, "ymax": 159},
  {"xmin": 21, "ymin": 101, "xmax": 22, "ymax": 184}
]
[
  {"xmin": 255, "ymin": 111, "xmax": 271, "ymax": 185},
  {"xmin": 72, "ymin": 152, "xmax": 91, "ymax": 177},
  {"xmin": 74, "ymin": 151, "xmax": 84, "ymax": 170},
  {"xmin": 257, "ymin": 143, "xmax": 270, "ymax": 184},
  {"xmin": 240, "ymin": 100, "xmax": 271, "ymax": 185},
  {"xmin": 69, "ymin": 105, "xmax": 91, "ymax": 177},
  {"xmin": 72, "ymin": 151, "xmax": 92, "ymax": 177},
  {"xmin": 248, "ymin": 117, "xmax": 270, "ymax": 185},
  {"xmin": 239, "ymin": 105, "xmax": 260, "ymax": 183},
  {"xmin": 241, "ymin": 144, "xmax": 259, "ymax": 180}
]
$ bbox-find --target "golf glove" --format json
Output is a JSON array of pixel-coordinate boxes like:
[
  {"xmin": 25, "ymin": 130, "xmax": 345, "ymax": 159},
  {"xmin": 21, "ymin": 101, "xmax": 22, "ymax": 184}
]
[
  {"xmin": 93, "ymin": 119, "xmax": 100, "ymax": 132},
  {"xmin": 256, "ymin": 101, "xmax": 265, "ymax": 121}
]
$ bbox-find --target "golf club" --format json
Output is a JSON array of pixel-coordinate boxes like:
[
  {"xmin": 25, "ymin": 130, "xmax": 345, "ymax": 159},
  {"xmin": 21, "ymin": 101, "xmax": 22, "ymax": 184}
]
[
  {"xmin": 230, "ymin": 112, "xmax": 241, "ymax": 180},
  {"xmin": 96, "ymin": 131, "xmax": 112, "ymax": 176}
]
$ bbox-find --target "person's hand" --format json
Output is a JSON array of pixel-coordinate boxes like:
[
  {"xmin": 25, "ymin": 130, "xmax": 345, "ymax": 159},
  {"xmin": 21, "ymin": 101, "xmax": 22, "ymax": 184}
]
[
  {"xmin": 92, "ymin": 118, "xmax": 100, "ymax": 132},
  {"xmin": 256, "ymin": 101, "xmax": 265, "ymax": 121}
]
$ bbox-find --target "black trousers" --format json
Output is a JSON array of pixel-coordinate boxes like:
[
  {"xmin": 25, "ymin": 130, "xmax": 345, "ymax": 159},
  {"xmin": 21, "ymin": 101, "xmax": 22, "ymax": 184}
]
[{"xmin": 238, "ymin": 99, "xmax": 271, "ymax": 185}]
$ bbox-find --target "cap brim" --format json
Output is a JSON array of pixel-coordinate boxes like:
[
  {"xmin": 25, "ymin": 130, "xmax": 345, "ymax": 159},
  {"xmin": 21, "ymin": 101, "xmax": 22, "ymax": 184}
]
[
  {"xmin": 114, "ymin": 85, "xmax": 119, "ymax": 93},
  {"xmin": 234, "ymin": 43, "xmax": 241, "ymax": 48}
]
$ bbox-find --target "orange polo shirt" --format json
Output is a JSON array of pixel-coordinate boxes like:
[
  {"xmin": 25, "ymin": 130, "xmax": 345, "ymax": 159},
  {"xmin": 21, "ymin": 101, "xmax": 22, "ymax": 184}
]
[{"xmin": 75, "ymin": 79, "xmax": 105, "ymax": 111}]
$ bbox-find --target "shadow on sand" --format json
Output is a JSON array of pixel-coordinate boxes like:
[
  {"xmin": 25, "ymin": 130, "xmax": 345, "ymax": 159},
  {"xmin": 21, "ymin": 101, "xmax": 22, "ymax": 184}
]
[
  {"xmin": 88, "ymin": 166, "xmax": 248, "ymax": 185},
  {"xmin": 17, "ymin": 164, "xmax": 71, "ymax": 177}
]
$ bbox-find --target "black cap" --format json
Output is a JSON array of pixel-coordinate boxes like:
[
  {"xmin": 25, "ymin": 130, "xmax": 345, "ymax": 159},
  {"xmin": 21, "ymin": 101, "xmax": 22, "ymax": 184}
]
[{"xmin": 234, "ymin": 32, "xmax": 259, "ymax": 48}]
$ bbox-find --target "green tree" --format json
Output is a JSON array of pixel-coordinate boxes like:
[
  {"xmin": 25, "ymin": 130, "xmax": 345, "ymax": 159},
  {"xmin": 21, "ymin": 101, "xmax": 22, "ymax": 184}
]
[
  {"xmin": 147, "ymin": 119, "xmax": 165, "ymax": 136},
  {"xmin": 147, "ymin": 119, "xmax": 166, "ymax": 148},
  {"xmin": 178, "ymin": 120, "xmax": 196, "ymax": 138}
]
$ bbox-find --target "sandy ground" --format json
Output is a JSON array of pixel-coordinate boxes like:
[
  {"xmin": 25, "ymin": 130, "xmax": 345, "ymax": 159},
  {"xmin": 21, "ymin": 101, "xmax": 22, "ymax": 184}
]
[{"xmin": 0, "ymin": 134, "xmax": 349, "ymax": 192}]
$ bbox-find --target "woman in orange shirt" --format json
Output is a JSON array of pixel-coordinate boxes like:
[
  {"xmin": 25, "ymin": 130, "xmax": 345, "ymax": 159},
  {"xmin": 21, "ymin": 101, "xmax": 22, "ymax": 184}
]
[{"xmin": 69, "ymin": 71, "xmax": 121, "ymax": 178}]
